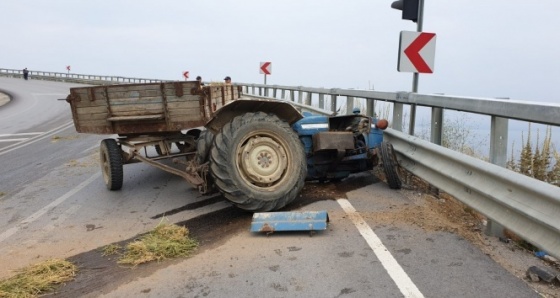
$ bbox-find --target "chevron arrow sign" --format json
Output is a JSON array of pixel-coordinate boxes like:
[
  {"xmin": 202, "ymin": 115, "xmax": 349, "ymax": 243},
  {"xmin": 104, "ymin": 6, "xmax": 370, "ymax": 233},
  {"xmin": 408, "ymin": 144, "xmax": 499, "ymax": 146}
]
[{"xmin": 398, "ymin": 31, "xmax": 437, "ymax": 73}]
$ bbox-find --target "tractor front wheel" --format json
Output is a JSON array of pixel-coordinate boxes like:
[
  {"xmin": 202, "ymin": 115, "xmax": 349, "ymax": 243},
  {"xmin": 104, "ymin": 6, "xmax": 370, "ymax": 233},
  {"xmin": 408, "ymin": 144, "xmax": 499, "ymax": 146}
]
[
  {"xmin": 210, "ymin": 112, "xmax": 306, "ymax": 211},
  {"xmin": 380, "ymin": 141, "xmax": 402, "ymax": 189}
]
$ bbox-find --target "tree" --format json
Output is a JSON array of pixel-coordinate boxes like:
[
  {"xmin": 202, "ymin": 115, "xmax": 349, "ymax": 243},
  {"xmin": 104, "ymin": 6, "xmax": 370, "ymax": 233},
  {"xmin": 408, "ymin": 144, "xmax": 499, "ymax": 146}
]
[
  {"xmin": 548, "ymin": 147, "xmax": 560, "ymax": 187},
  {"xmin": 519, "ymin": 127, "xmax": 533, "ymax": 176}
]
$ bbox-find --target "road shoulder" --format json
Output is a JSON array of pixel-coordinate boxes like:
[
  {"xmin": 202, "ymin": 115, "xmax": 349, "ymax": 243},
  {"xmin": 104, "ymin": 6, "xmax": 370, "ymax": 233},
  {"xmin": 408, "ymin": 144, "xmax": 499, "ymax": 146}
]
[{"xmin": 0, "ymin": 92, "xmax": 10, "ymax": 107}]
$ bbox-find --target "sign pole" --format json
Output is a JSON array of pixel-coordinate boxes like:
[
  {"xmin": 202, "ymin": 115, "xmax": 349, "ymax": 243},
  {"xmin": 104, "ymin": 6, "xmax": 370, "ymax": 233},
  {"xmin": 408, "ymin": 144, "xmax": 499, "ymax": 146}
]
[
  {"xmin": 409, "ymin": 0, "xmax": 424, "ymax": 136},
  {"xmin": 264, "ymin": 74, "xmax": 267, "ymax": 85}
]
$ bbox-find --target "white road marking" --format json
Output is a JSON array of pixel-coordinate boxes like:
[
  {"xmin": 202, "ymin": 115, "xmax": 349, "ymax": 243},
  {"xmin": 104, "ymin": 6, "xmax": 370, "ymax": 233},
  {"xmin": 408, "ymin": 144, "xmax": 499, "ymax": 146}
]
[
  {"xmin": 0, "ymin": 138, "xmax": 29, "ymax": 142},
  {"xmin": 0, "ymin": 132, "xmax": 43, "ymax": 137},
  {"xmin": 81, "ymin": 144, "xmax": 100, "ymax": 154},
  {"xmin": 0, "ymin": 121, "xmax": 73, "ymax": 156},
  {"xmin": 337, "ymin": 198, "xmax": 424, "ymax": 298},
  {"xmin": 21, "ymin": 204, "xmax": 82, "ymax": 247},
  {"xmin": 0, "ymin": 173, "xmax": 100, "ymax": 243}
]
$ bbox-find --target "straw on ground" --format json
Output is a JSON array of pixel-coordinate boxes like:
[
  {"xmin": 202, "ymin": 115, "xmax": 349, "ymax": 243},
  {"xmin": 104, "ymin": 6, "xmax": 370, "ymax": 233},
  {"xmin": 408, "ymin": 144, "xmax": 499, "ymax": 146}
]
[
  {"xmin": 117, "ymin": 222, "xmax": 198, "ymax": 266},
  {"xmin": 0, "ymin": 259, "xmax": 76, "ymax": 298}
]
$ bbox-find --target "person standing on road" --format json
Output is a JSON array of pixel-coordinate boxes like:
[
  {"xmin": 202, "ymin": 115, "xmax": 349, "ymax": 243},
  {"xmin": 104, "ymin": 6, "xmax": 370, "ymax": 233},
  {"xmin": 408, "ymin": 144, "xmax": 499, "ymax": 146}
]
[
  {"xmin": 196, "ymin": 76, "xmax": 204, "ymax": 86},
  {"xmin": 224, "ymin": 76, "xmax": 231, "ymax": 84},
  {"xmin": 23, "ymin": 68, "xmax": 29, "ymax": 80}
]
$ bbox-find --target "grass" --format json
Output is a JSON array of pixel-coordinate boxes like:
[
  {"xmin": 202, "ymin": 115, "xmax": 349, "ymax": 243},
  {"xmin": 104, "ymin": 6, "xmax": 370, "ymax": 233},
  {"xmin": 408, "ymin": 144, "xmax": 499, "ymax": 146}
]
[
  {"xmin": 117, "ymin": 222, "xmax": 198, "ymax": 266},
  {"xmin": 101, "ymin": 244, "xmax": 122, "ymax": 256},
  {"xmin": 0, "ymin": 259, "xmax": 76, "ymax": 298}
]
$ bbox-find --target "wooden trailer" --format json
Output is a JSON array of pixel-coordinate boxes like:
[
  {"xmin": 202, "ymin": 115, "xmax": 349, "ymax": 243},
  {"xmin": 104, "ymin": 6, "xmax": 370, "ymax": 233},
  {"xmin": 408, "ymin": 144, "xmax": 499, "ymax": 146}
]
[{"xmin": 66, "ymin": 81, "xmax": 241, "ymax": 192}]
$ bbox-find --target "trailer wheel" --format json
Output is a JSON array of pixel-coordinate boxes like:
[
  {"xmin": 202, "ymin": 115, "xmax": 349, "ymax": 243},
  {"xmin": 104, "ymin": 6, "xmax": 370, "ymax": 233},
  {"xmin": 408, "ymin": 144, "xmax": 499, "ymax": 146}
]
[
  {"xmin": 100, "ymin": 139, "xmax": 123, "ymax": 190},
  {"xmin": 154, "ymin": 144, "xmax": 164, "ymax": 156},
  {"xmin": 380, "ymin": 141, "xmax": 402, "ymax": 189},
  {"xmin": 210, "ymin": 112, "xmax": 306, "ymax": 211}
]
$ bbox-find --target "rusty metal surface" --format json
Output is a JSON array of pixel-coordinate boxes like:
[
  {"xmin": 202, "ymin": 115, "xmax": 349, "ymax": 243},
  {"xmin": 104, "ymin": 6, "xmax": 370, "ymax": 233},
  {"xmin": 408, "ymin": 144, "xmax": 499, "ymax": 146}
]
[
  {"xmin": 312, "ymin": 131, "xmax": 354, "ymax": 152},
  {"xmin": 250, "ymin": 211, "xmax": 329, "ymax": 233},
  {"xmin": 133, "ymin": 154, "xmax": 204, "ymax": 187},
  {"xmin": 115, "ymin": 133, "xmax": 206, "ymax": 190},
  {"xmin": 205, "ymin": 98, "xmax": 303, "ymax": 134}
]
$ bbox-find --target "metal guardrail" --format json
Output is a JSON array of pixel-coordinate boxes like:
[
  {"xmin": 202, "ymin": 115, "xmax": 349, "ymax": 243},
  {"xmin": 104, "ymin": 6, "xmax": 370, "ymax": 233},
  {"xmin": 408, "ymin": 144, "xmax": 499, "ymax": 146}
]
[
  {"xmin": 238, "ymin": 83, "xmax": 560, "ymax": 127},
  {"xmin": 0, "ymin": 68, "xmax": 166, "ymax": 85},
  {"xmin": 385, "ymin": 129, "xmax": 560, "ymax": 260},
  {"xmin": 1, "ymin": 69, "xmax": 558, "ymax": 258}
]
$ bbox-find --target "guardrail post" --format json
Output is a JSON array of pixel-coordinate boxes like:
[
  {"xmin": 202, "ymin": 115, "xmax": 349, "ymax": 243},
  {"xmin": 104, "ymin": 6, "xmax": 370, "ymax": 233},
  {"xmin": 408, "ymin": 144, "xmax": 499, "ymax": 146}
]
[
  {"xmin": 281, "ymin": 89, "xmax": 286, "ymax": 100},
  {"xmin": 331, "ymin": 94, "xmax": 338, "ymax": 114},
  {"xmin": 290, "ymin": 90, "xmax": 295, "ymax": 102},
  {"xmin": 392, "ymin": 103, "xmax": 404, "ymax": 131},
  {"xmin": 430, "ymin": 107, "xmax": 443, "ymax": 145},
  {"xmin": 298, "ymin": 89, "xmax": 303, "ymax": 104},
  {"xmin": 346, "ymin": 97, "xmax": 354, "ymax": 115},
  {"xmin": 273, "ymin": 88, "xmax": 277, "ymax": 98},
  {"xmin": 366, "ymin": 98, "xmax": 374, "ymax": 118},
  {"xmin": 305, "ymin": 92, "xmax": 312, "ymax": 106},
  {"xmin": 392, "ymin": 92, "xmax": 408, "ymax": 131},
  {"xmin": 319, "ymin": 94, "xmax": 325, "ymax": 110},
  {"xmin": 486, "ymin": 115, "xmax": 509, "ymax": 237}
]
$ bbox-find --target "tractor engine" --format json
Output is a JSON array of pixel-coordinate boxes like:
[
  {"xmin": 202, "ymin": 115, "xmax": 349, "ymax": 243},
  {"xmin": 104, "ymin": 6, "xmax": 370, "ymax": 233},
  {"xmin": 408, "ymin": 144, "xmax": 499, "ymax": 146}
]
[{"xmin": 292, "ymin": 111, "xmax": 388, "ymax": 182}]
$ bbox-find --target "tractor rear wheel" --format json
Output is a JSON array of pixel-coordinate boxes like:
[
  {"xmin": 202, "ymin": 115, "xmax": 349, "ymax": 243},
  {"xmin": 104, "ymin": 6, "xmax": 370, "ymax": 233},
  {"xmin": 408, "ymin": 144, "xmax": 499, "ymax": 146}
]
[
  {"xmin": 195, "ymin": 130, "xmax": 214, "ymax": 165},
  {"xmin": 100, "ymin": 139, "xmax": 123, "ymax": 190},
  {"xmin": 210, "ymin": 112, "xmax": 306, "ymax": 211},
  {"xmin": 380, "ymin": 141, "xmax": 402, "ymax": 189}
]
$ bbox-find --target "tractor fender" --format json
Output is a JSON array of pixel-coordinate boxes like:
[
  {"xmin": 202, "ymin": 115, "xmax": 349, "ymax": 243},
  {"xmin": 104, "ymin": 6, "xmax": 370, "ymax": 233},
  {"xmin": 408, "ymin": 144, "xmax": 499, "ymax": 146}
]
[{"xmin": 205, "ymin": 99, "xmax": 303, "ymax": 134}]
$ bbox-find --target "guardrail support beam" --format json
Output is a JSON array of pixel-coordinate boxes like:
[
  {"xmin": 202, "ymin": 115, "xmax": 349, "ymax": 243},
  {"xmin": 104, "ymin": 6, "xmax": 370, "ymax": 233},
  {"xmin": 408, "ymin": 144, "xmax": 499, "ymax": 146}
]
[
  {"xmin": 366, "ymin": 98, "xmax": 374, "ymax": 118},
  {"xmin": 346, "ymin": 97, "xmax": 354, "ymax": 115},
  {"xmin": 331, "ymin": 94, "xmax": 338, "ymax": 114},
  {"xmin": 486, "ymin": 115, "xmax": 509, "ymax": 237},
  {"xmin": 430, "ymin": 107, "xmax": 443, "ymax": 145},
  {"xmin": 393, "ymin": 103, "xmax": 404, "ymax": 131}
]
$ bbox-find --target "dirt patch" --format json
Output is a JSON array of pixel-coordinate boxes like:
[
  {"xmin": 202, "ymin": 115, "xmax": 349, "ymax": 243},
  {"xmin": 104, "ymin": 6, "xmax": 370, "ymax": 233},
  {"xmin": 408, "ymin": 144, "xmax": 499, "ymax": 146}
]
[
  {"xmin": 41, "ymin": 171, "xmax": 560, "ymax": 297},
  {"xmin": 377, "ymin": 171, "xmax": 560, "ymax": 298},
  {"xmin": 0, "ymin": 92, "xmax": 10, "ymax": 107},
  {"xmin": 53, "ymin": 207, "xmax": 251, "ymax": 297},
  {"xmin": 49, "ymin": 175, "xmax": 375, "ymax": 297}
]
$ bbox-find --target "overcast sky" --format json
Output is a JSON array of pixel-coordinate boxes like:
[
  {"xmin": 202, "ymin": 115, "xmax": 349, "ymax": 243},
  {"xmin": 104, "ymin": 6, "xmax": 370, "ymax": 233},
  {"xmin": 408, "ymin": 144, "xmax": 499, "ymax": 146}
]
[{"xmin": 2, "ymin": 0, "xmax": 560, "ymax": 104}]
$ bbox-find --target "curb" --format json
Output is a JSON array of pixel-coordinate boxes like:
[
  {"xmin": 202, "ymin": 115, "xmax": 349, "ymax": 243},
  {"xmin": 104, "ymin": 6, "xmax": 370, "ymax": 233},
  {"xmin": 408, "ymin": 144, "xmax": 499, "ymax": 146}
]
[{"xmin": 0, "ymin": 92, "xmax": 10, "ymax": 107}]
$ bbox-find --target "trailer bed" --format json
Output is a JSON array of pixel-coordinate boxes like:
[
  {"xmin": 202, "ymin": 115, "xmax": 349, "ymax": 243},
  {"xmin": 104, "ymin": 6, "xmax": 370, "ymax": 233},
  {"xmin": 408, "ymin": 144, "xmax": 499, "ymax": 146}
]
[{"xmin": 66, "ymin": 82, "xmax": 240, "ymax": 135}]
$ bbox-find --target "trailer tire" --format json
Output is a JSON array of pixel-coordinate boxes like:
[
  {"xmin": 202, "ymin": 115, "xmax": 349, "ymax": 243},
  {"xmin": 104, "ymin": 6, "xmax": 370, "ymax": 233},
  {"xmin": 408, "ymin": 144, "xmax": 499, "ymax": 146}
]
[
  {"xmin": 380, "ymin": 141, "xmax": 402, "ymax": 189},
  {"xmin": 154, "ymin": 144, "xmax": 164, "ymax": 156},
  {"xmin": 210, "ymin": 112, "xmax": 306, "ymax": 211},
  {"xmin": 100, "ymin": 139, "xmax": 123, "ymax": 191}
]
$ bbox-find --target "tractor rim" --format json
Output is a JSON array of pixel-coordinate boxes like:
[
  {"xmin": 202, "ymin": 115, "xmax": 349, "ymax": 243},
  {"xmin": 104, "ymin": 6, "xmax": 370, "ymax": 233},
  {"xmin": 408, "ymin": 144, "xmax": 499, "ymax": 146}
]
[{"xmin": 237, "ymin": 134, "xmax": 288, "ymax": 188}]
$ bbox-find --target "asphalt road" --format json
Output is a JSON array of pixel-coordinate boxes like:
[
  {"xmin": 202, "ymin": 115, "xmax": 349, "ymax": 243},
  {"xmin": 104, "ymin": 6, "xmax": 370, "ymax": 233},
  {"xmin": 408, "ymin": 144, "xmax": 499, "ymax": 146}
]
[{"xmin": 0, "ymin": 78, "xmax": 543, "ymax": 297}]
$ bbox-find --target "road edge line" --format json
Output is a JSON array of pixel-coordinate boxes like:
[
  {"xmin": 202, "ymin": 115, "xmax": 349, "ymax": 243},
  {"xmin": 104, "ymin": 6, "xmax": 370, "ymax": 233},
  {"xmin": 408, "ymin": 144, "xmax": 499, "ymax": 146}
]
[
  {"xmin": 336, "ymin": 198, "xmax": 424, "ymax": 298},
  {"xmin": 0, "ymin": 172, "xmax": 100, "ymax": 243}
]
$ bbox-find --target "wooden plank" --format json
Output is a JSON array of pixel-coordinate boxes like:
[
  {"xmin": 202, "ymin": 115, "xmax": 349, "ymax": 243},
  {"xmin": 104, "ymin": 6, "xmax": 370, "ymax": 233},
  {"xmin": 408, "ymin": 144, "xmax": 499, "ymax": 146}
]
[
  {"xmin": 111, "ymin": 103, "xmax": 163, "ymax": 113},
  {"xmin": 166, "ymin": 95, "xmax": 200, "ymax": 102},
  {"xmin": 108, "ymin": 98, "xmax": 164, "ymax": 105},
  {"xmin": 108, "ymin": 114, "xmax": 164, "ymax": 122},
  {"xmin": 167, "ymin": 101, "xmax": 201, "ymax": 109},
  {"xmin": 107, "ymin": 84, "xmax": 161, "ymax": 92},
  {"xmin": 168, "ymin": 109, "xmax": 203, "ymax": 119},
  {"xmin": 76, "ymin": 106, "xmax": 108, "ymax": 114},
  {"xmin": 74, "ymin": 113, "xmax": 109, "ymax": 121}
]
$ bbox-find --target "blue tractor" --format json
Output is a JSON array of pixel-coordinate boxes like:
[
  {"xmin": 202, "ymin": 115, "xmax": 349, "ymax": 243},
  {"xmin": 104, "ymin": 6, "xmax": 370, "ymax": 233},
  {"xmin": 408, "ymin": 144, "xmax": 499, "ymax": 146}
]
[
  {"xmin": 67, "ymin": 83, "xmax": 399, "ymax": 213},
  {"xmin": 198, "ymin": 99, "xmax": 402, "ymax": 212}
]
